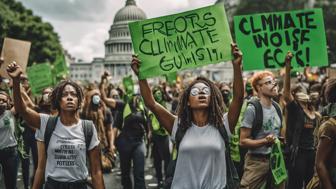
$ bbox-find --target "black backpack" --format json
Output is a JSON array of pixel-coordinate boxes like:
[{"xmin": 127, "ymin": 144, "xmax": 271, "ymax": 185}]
[
  {"xmin": 44, "ymin": 116, "xmax": 94, "ymax": 155},
  {"xmin": 164, "ymin": 122, "xmax": 240, "ymax": 189},
  {"xmin": 248, "ymin": 99, "xmax": 283, "ymax": 139}
]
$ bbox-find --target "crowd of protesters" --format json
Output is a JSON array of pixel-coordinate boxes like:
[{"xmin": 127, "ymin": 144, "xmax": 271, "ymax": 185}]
[{"xmin": 0, "ymin": 44, "xmax": 335, "ymax": 189}]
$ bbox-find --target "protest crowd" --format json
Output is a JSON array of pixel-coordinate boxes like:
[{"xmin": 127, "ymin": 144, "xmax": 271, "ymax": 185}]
[{"xmin": 1, "ymin": 2, "xmax": 336, "ymax": 189}]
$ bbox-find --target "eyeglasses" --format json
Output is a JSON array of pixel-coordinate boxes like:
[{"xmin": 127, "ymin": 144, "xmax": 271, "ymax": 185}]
[
  {"xmin": 259, "ymin": 79, "xmax": 277, "ymax": 86},
  {"xmin": 190, "ymin": 87, "xmax": 210, "ymax": 96}
]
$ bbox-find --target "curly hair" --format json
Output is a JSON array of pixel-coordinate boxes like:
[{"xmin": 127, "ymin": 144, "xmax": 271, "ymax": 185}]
[
  {"xmin": 82, "ymin": 89, "xmax": 108, "ymax": 147},
  {"xmin": 50, "ymin": 80, "xmax": 84, "ymax": 112},
  {"xmin": 251, "ymin": 71, "xmax": 274, "ymax": 92},
  {"xmin": 176, "ymin": 76, "xmax": 225, "ymax": 131}
]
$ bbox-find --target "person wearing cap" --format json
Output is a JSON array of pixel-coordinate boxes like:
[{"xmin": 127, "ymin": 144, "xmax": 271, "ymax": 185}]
[{"xmin": 283, "ymin": 52, "xmax": 321, "ymax": 189}]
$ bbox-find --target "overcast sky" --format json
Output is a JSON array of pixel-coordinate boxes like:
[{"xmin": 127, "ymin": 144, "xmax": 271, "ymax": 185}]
[{"xmin": 17, "ymin": 0, "xmax": 217, "ymax": 62}]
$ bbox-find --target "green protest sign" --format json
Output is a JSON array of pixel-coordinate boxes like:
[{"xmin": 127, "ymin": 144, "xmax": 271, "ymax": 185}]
[
  {"xmin": 123, "ymin": 75, "xmax": 134, "ymax": 95},
  {"xmin": 27, "ymin": 63, "xmax": 53, "ymax": 95},
  {"xmin": 123, "ymin": 102, "xmax": 132, "ymax": 119},
  {"xmin": 129, "ymin": 3, "xmax": 233, "ymax": 79},
  {"xmin": 270, "ymin": 138, "xmax": 288, "ymax": 185},
  {"xmin": 53, "ymin": 54, "xmax": 68, "ymax": 82},
  {"xmin": 234, "ymin": 9, "xmax": 328, "ymax": 71}
]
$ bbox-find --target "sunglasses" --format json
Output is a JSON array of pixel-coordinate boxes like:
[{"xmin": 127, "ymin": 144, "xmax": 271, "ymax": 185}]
[
  {"xmin": 190, "ymin": 87, "xmax": 210, "ymax": 96},
  {"xmin": 260, "ymin": 79, "xmax": 277, "ymax": 86}
]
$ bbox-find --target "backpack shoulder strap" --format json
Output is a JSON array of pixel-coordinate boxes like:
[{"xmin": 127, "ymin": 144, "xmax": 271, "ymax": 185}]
[
  {"xmin": 44, "ymin": 116, "xmax": 58, "ymax": 155},
  {"xmin": 247, "ymin": 99, "xmax": 263, "ymax": 139},
  {"xmin": 82, "ymin": 119, "xmax": 94, "ymax": 151},
  {"xmin": 272, "ymin": 100, "xmax": 283, "ymax": 126}
]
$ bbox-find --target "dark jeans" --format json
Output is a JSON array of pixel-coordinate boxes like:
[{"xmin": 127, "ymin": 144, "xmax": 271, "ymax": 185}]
[
  {"xmin": 288, "ymin": 148, "xmax": 315, "ymax": 189},
  {"xmin": 116, "ymin": 134, "xmax": 146, "ymax": 189},
  {"xmin": 21, "ymin": 128, "xmax": 38, "ymax": 189},
  {"xmin": 0, "ymin": 146, "xmax": 19, "ymax": 189},
  {"xmin": 152, "ymin": 134, "xmax": 170, "ymax": 183},
  {"xmin": 44, "ymin": 177, "xmax": 87, "ymax": 189}
]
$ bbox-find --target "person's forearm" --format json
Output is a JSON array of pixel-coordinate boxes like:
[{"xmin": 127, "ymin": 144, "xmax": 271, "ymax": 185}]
[
  {"xmin": 106, "ymin": 129, "xmax": 113, "ymax": 148},
  {"xmin": 99, "ymin": 79, "xmax": 108, "ymax": 101},
  {"xmin": 139, "ymin": 79, "xmax": 156, "ymax": 109},
  {"xmin": 232, "ymin": 63, "xmax": 244, "ymax": 103},
  {"xmin": 317, "ymin": 164, "xmax": 334, "ymax": 189},
  {"xmin": 284, "ymin": 59, "xmax": 292, "ymax": 102},
  {"xmin": 240, "ymin": 138, "xmax": 268, "ymax": 149},
  {"xmin": 92, "ymin": 171, "xmax": 105, "ymax": 189},
  {"xmin": 32, "ymin": 168, "xmax": 44, "ymax": 189},
  {"xmin": 13, "ymin": 79, "xmax": 27, "ymax": 115}
]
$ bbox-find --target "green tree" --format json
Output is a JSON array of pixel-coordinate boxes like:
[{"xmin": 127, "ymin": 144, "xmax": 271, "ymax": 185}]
[
  {"xmin": 0, "ymin": 0, "xmax": 63, "ymax": 66},
  {"xmin": 315, "ymin": 0, "xmax": 336, "ymax": 64}
]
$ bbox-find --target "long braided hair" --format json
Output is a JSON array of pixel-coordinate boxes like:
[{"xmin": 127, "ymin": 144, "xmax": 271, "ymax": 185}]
[
  {"xmin": 82, "ymin": 89, "xmax": 107, "ymax": 147},
  {"xmin": 176, "ymin": 76, "xmax": 226, "ymax": 131}
]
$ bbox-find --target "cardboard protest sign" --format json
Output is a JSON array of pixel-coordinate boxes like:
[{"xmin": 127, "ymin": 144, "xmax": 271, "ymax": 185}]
[
  {"xmin": 0, "ymin": 38, "xmax": 31, "ymax": 78},
  {"xmin": 129, "ymin": 3, "xmax": 233, "ymax": 79},
  {"xmin": 270, "ymin": 138, "xmax": 288, "ymax": 185},
  {"xmin": 27, "ymin": 63, "xmax": 53, "ymax": 95},
  {"xmin": 234, "ymin": 9, "xmax": 328, "ymax": 71},
  {"xmin": 328, "ymin": 67, "xmax": 336, "ymax": 78}
]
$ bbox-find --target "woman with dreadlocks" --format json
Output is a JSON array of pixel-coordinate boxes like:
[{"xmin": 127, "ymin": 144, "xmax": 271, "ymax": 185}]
[
  {"xmin": 7, "ymin": 62, "xmax": 105, "ymax": 189},
  {"xmin": 131, "ymin": 43, "xmax": 244, "ymax": 189},
  {"xmin": 81, "ymin": 89, "xmax": 114, "ymax": 172}
]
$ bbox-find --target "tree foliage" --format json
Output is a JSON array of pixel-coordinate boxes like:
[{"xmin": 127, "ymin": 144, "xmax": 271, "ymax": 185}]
[{"xmin": 0, "ymin": 0, "xmax": 63, "ymax": 66}]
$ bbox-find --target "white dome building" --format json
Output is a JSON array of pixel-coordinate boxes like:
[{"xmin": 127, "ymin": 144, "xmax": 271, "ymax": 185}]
[
  {"xmin": 104, "ymin": 0, "xmax": 147, "ymax": 76},
  {"xmin": 70, "ymin": 0, "xmax": 147, "ymax": 83},
  {"xmin": 70, "ymin": 0, "xmax": 236, "ymax": 83}
]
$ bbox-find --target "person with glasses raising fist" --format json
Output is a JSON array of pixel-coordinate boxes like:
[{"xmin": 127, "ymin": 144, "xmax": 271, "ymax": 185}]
[{"xmin": 131, "ymin": 43, "xmax": 244, "ymax": 189}]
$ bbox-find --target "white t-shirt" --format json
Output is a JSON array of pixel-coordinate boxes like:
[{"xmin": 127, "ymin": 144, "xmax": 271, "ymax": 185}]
[
  {"xmin": 35, "ymin": 114, "xmax": 100, "ymax": 182},
  {"xmin": 171, "ymin": 113, "xmax": 231, "ymax": 189},
  {"xmin": 0, "ymin": 110, "xmax": 17, "ymax": 149}
]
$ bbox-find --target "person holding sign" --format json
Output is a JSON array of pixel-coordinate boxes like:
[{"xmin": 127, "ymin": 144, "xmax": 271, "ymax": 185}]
[
  {"xmin": 283, "ymin": 52, "xmax": 321, "ymax": 189},
  {"xmin": 131, "ymin": 43, "xmax": 244, "ymax": 189},
  {"xmin": 239, "ymin": 69, "xmax": 285, "ymax": 188},
  {"xmin": 6, "ymin": 62, "xmax": 105, "ymax": 189}
]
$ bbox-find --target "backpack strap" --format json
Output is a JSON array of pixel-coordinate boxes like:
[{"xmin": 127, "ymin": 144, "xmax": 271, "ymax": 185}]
[
  {"xmin": 247, "ymin": 99, "xmax": 263, "ymax": 139},
  {"xmin": 44, "ymin": 116, "xmax": 58, "ymax": 155},
  {"xmin": 248, "ymin": 99, "xmax": 283, "ymax": 139},
  {"xmin": 82, "ymin": 120, "xmax": 94, "ymax": 151},
  {"xmin": 271, "ymin": 100, "xmax": 283, "ymax": 128}
]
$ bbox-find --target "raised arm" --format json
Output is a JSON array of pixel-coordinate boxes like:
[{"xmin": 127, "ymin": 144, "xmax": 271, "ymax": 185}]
[
  {"xmin": 227, "ymin": 43, "xmax": 244, "ymax": 133},
  {"xmin": 7, "ymin": 62, "xmax": 41, "ymax": 129},
  {"xmin": 99, "ymin": 73, "xmax": 117, "ymax": 109},
  {"xmin": 283, "ymin": 52, "xmax": 294, "ymax": 104},
  {"xmin": 131, "ymin": 55, "xmax": 176, "ymax": 134},
  {"xmin": 89, "ymin": 146, "xmax": 105, "ymax": 189}
]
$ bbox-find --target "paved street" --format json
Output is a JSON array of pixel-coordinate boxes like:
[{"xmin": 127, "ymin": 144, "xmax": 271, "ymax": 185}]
[{"xmin": 0, "ymin": 157, "xmax": 160, "ymax": 189}]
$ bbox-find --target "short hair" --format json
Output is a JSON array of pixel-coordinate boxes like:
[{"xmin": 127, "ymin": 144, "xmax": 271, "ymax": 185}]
[
  {"xmin": 251, "ymin": 71, "xmax": 274, "ymax": 92},
  {"xmin": 325, "ymin": 78, "xmax": 336, "ymax": 103},
  {"xmin": 50, "ymin": 80, "xmax": 84, "ymax": 112}
]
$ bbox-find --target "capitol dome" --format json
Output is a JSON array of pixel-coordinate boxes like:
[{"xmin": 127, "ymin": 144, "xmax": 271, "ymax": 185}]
[{"xmin": 113, "ymin": 0, "xmax": 147, "ymax": 24}]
